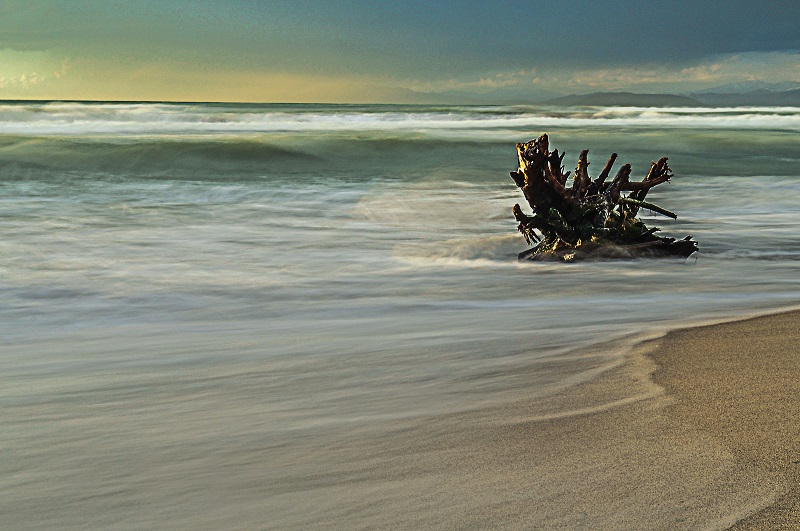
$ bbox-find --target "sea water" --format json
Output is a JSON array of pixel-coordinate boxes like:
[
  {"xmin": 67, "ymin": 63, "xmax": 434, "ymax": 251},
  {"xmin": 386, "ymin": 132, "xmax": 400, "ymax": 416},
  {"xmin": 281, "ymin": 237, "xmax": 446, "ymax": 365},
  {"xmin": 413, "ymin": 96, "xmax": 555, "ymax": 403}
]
[{"xmin": 1, "ymin": 102, "xmax": 799, "ymax": 527}]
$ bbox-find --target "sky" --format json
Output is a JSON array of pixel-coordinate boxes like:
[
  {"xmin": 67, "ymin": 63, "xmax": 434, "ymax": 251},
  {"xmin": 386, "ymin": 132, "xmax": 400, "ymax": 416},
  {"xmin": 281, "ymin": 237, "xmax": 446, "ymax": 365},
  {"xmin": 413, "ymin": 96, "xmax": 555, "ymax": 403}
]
[{"xmin": 1, "ymin": 0, "xmax": 799, "ymax": 102}]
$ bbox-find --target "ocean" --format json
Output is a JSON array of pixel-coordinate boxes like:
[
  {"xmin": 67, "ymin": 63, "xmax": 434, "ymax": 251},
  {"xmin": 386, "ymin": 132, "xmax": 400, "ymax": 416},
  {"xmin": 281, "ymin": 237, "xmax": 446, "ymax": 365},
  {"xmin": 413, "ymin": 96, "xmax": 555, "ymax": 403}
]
[{"xmin": 2, "ymin": 101, "xmax": 799, "ymax": 528}]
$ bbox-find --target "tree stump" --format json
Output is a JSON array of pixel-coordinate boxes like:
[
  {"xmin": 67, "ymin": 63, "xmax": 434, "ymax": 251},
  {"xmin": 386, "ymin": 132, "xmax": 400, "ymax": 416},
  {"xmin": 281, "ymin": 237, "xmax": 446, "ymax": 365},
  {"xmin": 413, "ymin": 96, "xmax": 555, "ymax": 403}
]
[{"xmin": 511, "ymin": 134, "xmax": 698, "ymax": 262}]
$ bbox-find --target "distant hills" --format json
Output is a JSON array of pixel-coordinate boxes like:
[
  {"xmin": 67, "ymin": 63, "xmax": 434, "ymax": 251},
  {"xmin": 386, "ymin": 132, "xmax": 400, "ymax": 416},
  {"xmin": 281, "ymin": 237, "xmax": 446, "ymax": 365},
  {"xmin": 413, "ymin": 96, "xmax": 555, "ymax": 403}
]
[
  {"xmin": 688, "ymin": 88, "xmax": 800, "ymax": 107},
  {"xmin": 689, "ymin": 81, "xmax": 800, "ymax": 94},
  {"xmin": 543, "ymin": 86, "xmax": 800, "ymax": 107},
  {"xmin": 388, "ymin": 80, "xmax": 800, "ymax": 107}
]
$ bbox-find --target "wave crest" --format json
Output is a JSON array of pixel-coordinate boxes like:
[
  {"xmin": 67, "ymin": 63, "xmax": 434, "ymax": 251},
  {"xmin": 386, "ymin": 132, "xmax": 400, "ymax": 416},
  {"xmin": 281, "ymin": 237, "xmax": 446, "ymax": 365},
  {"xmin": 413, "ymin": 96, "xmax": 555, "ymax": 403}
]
[{"xmin": 1, "ymin": 102, "xmax": 799, "ymax": 137}]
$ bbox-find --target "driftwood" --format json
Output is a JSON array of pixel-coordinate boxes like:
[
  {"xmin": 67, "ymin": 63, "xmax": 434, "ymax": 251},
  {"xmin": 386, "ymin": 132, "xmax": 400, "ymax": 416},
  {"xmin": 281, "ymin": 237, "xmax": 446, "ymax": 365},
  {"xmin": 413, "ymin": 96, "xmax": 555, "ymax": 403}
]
[{"xmin": 511, "ymin": 134, "xmax": 698, "ymax": 262}]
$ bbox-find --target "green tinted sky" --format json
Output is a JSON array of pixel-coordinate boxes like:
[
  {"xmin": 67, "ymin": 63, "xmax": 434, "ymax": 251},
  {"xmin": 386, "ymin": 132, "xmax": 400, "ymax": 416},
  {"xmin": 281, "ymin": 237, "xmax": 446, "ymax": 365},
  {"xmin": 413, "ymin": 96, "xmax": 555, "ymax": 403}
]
[{"xmin": 1, "ymin": 0, "xmax": 798, "ymax": 102}]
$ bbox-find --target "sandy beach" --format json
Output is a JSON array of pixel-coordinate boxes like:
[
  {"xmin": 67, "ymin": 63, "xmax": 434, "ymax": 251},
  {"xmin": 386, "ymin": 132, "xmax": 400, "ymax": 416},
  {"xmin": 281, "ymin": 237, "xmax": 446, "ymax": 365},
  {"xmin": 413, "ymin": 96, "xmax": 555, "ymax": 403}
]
[
  {"xmin": 497, "ymin": 308, "xmax": 800, "ymax": 530},
  {"xmin": 8, "ymin": 309, "xmax": 798, "ymax": 530},
  {"xmin": 504, "ymin": 307, "xmax": 800, "ymax": 529},
  {"xmin": 652, "ymin": 310, "xmax": 800, "ymax": 529},
  {"xmin": 249, "ymin": 309, "xmax": 800, "ymax": 529}
]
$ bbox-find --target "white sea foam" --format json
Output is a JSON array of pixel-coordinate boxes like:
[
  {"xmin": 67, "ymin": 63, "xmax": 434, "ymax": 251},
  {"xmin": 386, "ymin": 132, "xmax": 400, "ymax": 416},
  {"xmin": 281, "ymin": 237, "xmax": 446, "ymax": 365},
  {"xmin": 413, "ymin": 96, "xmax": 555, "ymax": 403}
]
[{"xmin": 0, "ymin": 102, "xmax": 799, "ymax": 136}]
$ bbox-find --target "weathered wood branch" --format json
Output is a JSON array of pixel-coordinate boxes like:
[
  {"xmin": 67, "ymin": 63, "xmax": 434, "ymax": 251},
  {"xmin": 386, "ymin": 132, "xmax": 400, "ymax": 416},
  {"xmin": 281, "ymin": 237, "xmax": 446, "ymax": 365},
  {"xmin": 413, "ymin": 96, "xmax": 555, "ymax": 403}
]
[
  {"xmin": 571, "ymin": 149, "xmax": 591, "ymax": 196},
  {"xmin": 619, "ymin": 197, "xmax": 677, "ymax": 219},
  {"xmin": 595, "ymin": 153, "xmax": 618, "ymax": 186}
]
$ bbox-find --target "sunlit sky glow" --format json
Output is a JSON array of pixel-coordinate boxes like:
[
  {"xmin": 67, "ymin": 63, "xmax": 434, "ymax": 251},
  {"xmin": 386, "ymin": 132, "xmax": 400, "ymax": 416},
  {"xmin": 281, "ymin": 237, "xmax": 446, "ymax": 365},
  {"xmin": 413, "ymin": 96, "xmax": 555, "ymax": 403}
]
[{"xmin": 1, "ymin": 0, "xmax": 799, "ymax": 102}]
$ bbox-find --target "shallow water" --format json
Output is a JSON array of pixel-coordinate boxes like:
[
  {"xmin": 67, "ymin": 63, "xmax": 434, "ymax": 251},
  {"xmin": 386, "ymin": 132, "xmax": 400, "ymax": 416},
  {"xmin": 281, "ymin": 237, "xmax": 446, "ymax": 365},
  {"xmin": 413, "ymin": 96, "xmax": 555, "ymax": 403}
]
[{"xmin": 1, "ymin": 102, "xmax": 799, "ymax": 527}]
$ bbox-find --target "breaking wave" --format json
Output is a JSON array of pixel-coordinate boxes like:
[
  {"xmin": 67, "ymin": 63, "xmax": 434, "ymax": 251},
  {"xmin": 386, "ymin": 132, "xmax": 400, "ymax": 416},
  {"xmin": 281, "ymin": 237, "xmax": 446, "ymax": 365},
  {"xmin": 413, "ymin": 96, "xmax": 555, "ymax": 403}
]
[{"xmin": 0, "ymin": 101, "xmax": 799, "ymax": 137}]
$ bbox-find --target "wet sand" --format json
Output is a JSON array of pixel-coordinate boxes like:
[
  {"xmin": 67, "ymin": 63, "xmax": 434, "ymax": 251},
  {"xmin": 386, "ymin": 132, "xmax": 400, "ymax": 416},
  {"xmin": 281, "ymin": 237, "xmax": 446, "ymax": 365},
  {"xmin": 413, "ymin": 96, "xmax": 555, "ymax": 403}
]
[
  {"xmin": 4, "ymin": 310, "xmax": 799, "ymax": 529},
  {"xmin": 651, "ymin": 310, "xmax": 800, "ymax": 529},
  {"xmin": 259, "ymin": 309, "xmax": 800, "ymax": 529}
]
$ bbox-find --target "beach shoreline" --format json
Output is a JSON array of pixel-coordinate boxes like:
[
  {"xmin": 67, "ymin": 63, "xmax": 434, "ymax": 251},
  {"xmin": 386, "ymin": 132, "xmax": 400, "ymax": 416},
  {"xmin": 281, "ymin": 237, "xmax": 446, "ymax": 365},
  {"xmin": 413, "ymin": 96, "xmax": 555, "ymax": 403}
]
[
  {"xmin": 246, "ymin": 306, "xmax": 800, "ymax": 529},
  {"xmin": 648, "ymin": 307, "xmax": 800, "ymax": 529},
  {"xmin": 366, "ymin": 306, "xmax": 800, "ymax": 529},
  {"xmin": 4, "ymin": 304, "xmax": 799, "ymax": 530}
]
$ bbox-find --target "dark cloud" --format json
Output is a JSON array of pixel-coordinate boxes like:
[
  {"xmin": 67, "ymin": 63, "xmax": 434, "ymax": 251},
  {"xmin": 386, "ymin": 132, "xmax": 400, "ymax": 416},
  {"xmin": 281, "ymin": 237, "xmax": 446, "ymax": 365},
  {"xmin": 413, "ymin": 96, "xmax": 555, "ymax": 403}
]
[
  {"xmin": 1, "ymin": 0, "xmax": 797, "ymax": 100},
  {"xmin": 5, "ymin": 1, "xmax": 797, "ymax": 74},
  {"xmin": 286, "ymin": 0, "xmax": 800, "ymax": 72}
]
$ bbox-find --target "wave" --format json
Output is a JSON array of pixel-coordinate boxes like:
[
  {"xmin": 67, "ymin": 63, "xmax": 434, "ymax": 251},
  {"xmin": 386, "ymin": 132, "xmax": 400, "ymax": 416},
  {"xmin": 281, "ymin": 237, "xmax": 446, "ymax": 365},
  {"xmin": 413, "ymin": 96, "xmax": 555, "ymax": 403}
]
[
  {"xmin": 2, "ymin": 102, "xmax": 798, "ymax": 182},
  {"xmin": 0, "ymin": 136, "xmax": 318, "ymax": 177},
  {"xmin": 1, "ymin": 102, "xmax": 799, "ymax": 137}
]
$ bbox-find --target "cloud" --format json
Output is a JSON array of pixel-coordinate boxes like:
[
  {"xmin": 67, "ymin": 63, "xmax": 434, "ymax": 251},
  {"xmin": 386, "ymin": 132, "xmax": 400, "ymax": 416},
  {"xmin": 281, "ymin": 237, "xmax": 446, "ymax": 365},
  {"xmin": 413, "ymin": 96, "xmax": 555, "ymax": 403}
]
[
  {"xmin": 0, "ymin": 71, "xmax": 45, "ymax": 89},
  {"xmin": 0, "ymin": 49, "xmax": 70, "ymax": 94},
  {"xmin": 551, "ymin": 51, "xmax": 800, "ymax": 92},
  {"xmin": 2, "ymin": 39, "xmax": 798, "ymax": 102},
  {"xmin": 409, "ymin": 51, "xmax": 800, "ymax": 96},
  {"xmin": 402, "ymin": 69, "xmax": 539, "ymax": 94},
  {"xmin": 53, "ymin": 58, "xmax": 71, "ymax": 79}
]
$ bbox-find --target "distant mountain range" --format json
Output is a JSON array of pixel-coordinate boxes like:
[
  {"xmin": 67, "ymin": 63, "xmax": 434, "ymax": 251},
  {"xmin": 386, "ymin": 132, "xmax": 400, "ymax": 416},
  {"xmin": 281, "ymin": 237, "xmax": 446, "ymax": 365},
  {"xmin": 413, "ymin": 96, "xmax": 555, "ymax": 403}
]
[
  {"xmin": 389, "ymin": 80, "xmax": 800, "ymax": 107},
  {"xmin": 689, "ymin": 81, "xmax": 800, "ymax": 94},
  {"xmin": 687, "ymin": 88, "xmax": 800, "ymax": 107},
  {"xmin": 542, "ymin": 88, "xmax": 800, "ymax": 107}
]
